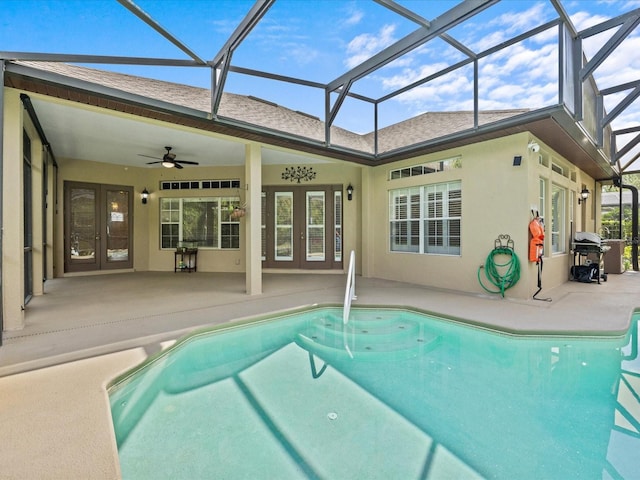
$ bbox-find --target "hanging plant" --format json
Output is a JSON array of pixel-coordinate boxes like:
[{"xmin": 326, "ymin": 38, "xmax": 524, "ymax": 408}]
[
  {"xmin": 230, "ymin": 207, "xmax": 245, "ymax": 219},
  {"xmin": 229, "ymin": 203, "xmax": 246, "ymax": 219}
]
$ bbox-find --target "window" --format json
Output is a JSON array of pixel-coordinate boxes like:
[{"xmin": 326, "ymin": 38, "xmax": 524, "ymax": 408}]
[
  {"xmin": 389, "ymin": 156, "xmax": 461, "ymax": 180},
  {"xmin": 390, "ymin": 187, "xmax": 420, "ymax": 252},
  {"xmin": 425, "ymin": 181, "xmax": 461, "ymax": 255},
  {"xmin": 551, "ymin": 184, "xmax": 565, "ymax": 254},
  {"xmin": 334, "ymin": 191, "xmax": 342, "ymax": 262},
  {"xmin": 160, "ymin": 197, "xmax": 240, "ymax": 249},
  {"xmin": 389, "ymin": 180, "xmax": 461, "ymax": 255},
  {"xmin": 539, "ymin": 177, "xmax": 546, "ymax": 221}
]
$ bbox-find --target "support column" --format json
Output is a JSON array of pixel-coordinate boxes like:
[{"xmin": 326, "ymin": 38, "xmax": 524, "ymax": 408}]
[
  {"xmin": 245, "ymin": 143, "xmax": 262, "ymax": 295},
  {"xmin": 30, "ymin": 135, "xmax": 44, "ymax": 296},
  {"xmin": 2, "ymin": 89, "xmax": 25, "ymax": 330},
  {"xmin": 360, "ymin": 167, "xmax": 373, "ymax": 278}
]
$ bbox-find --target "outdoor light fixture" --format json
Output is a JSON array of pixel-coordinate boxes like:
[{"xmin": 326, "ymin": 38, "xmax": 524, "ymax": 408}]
[
  {"xmin": 346, "ymin": 183, "xmax": 354, "ymax": 201},
  {"xmin": 141, "ymin": 188, "xmax": 149, "ymax": 205},
  {"xmin": 578, "ymin": 187, "xmax": 590, "ymax": 205}
]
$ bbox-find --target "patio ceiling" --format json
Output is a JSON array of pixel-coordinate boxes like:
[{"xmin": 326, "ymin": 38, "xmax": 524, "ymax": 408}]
[{"xmin": 1, "ymin": 0, "xmax": 639, "ymax": 176}]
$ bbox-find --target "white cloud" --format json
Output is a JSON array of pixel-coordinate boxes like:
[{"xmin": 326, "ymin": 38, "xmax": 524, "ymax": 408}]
[
  {"xmin": 489, "ymin": 2, "xmax": 550, "ymax": 35},
  {"xmin": 571, "ymin": 11, "xmax": 615, "ymax": 31},
  {"xmin": 343, "ymin": 8, "xmax": 364, "ymax": 26},
  {"xmin": 344, "ymin": 24, "xmax": 397, "ymax": 68},
  {"xmin": 381, "ymin": 62, "xmax": 452, "ymax": 89}
]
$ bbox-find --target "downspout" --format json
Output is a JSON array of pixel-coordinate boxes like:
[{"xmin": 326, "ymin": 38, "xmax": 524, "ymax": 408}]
[{"xmin": 614, "ymin": 177, "xmax": 639, "ymax": 271}]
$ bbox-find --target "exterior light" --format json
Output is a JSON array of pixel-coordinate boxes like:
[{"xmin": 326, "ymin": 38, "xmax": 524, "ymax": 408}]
[
  {"xmin": 346, "ymin": 183, "xmax": 354, "ymax": 201},
  {"xmin": 141, "ymin": 188, "xmax": 149, "ymax": 205},
  {"xmin": 578, "ymin": 187, "xmax": 590, "ymax": 205}
]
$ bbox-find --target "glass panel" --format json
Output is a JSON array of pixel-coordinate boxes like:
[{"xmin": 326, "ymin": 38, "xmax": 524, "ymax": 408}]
[
  {"xmin": 183, "ymin": 198, "xmax": 217, "ymax": 247},
  {"xmin": 23, "ymin": 131, "xmax": 33, "ymax": 301},
  {"xmin": 70, "ymin": 187, "xmax": 96, "ymax": 259},
  {"xmin": 552, "ymin": 184, "xmax": 565, "ymax": 254},
  {"xmin": 161, "ymin": 198, "xmax": 180, "ymax": 248},
  {"xmin": 307, "ymin": 191, "xmax": 325, "ymax": 261},
  {"xmin": 334, "ymin": 191, "xmax": 342, "ymax": 262},
  {"xmin": 261, "ymin": 192, "xmax": 267, "ymax": 261},
  {"xmin": 275, "ymin": 192, "xmax": 293, "ymax": 261},
  {"xmin": 106, "ymin": 189, "xmax": 129, "ymax": 262}
]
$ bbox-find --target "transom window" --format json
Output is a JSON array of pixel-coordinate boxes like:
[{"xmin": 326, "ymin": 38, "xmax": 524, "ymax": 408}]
[
  {"xmin": 389, "ymin": 180, "xmax": 461, "ymax": 255},
  {"xmin": 160, "ymin": 197, "xmax": 240, "ymax": 249}
]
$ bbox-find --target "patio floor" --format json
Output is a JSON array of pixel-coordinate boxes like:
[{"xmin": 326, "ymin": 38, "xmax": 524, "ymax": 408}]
[{"xmin": 1, "ymin": 271, "xmax": 639, "ymax": 479}]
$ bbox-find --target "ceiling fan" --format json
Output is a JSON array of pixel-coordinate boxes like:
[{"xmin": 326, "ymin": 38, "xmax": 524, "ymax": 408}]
[{"xmin": 139, "ymin": 146, "xmax": 199, "ymax": 169}]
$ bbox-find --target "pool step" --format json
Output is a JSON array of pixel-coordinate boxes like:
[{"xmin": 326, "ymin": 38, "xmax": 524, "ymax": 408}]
[{"xmin": 296, "ymin": 313, "xmax": 440, "ymax": 361}]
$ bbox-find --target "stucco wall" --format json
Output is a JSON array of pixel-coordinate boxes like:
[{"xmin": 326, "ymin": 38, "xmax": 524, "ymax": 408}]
[
  {"xmin": 55, "ymin": 153, "xmax": 362, "ymax": 275},
  {"xmin": 364, "ymin": 133, "xmax": 598, "ymax": 300}
]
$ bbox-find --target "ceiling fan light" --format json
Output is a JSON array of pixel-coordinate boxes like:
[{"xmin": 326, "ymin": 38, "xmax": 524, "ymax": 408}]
[{"xmin": 162, "ymin": 161, "xmax": 174, "ymax": 168}]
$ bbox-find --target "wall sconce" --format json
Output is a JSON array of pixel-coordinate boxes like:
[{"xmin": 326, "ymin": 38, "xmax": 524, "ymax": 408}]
[
  {"xmin": 578, "ymin": 187, "xmax": 590, "ymax": 205},
  {"xmin": 141, "ymin": 188, "xmax": 149, "ymax": 205},
  {"xmin": 346, "ymin": 183, "xmax": 354, "ymax": 201}
]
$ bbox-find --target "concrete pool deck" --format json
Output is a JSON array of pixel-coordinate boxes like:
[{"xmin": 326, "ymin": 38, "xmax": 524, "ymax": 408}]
[{"xmin": 1, "ymin": 271, "xmax": 639, "ymax": 479}]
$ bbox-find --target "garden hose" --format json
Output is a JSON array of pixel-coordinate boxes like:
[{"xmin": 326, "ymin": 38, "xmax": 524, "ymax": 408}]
[{"xmin": 477, "ymin": 246, "xmax": 521, "ymax": 297}]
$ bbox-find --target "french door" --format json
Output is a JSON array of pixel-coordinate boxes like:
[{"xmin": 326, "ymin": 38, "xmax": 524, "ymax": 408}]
[
  {"xmin": 262, "ymin": 185, "xmax": 343, "ymax": 269},
  {"xmin": 64, "ymin": 181, "xmax": 133, "ymax": 272}
]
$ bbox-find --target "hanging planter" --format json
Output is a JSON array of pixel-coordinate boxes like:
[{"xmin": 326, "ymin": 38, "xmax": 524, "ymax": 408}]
[{"xmin": 230, "ymin": 206, "xmax": 246, "ymax": 219}]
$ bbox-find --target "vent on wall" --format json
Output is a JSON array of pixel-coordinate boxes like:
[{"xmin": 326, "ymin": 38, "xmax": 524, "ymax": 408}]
[{"xmin": 160, "ymin": 179, "xmax": 241, "ymax": 190}]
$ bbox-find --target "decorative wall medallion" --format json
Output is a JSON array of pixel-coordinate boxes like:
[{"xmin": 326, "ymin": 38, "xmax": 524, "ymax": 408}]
[{"xmin": 281, "ymin": 166, "xmax": 317, "ymax": 183}]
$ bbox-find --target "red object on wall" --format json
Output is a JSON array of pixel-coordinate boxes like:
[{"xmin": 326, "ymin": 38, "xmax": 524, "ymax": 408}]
[{"xmin": 529, "ymin": 217, "xmax": 544, "ymax": 262}]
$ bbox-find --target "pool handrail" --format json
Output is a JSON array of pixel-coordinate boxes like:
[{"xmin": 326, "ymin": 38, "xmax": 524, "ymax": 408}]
[{"xmin": 343, "ymin": 250, "xmax": 357, "ymax": 325}]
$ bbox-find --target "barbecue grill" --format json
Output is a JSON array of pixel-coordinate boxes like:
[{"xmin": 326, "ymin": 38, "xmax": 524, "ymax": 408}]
[{"xmin": 571, "ymin": 232, "xmax": 610, "ymax": 283}]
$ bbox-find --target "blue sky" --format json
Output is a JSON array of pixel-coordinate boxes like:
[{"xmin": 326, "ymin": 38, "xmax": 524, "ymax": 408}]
[{"xmin": 1, "ymin": 0, "xmax": 639, "ymax": 136}]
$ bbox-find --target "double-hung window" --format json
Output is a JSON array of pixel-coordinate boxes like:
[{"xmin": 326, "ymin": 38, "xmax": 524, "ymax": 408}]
[
  {"xmin": 389, "ymin": 180, "xmax": 461, "ymax": 255},
  {"xmin": 425, "ymin": 181, "xmax": 461, "ymax": 254},
  {"xmin": 161, "ymin": 197, "xmax": 240, "ymax": 249},
  {"xmin": 390, "ymin": 188, "xmax": 421, "ymax": 252}
]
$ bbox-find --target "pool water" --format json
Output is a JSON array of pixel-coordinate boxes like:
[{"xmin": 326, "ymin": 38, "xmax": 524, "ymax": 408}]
[{"xmin": 109, "ymin": 307, "xmax": 640, "ymax": 479}]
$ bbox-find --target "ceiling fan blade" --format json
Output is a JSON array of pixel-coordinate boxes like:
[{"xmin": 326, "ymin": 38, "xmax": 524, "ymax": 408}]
[
  {"xmin": 146, "ymin": 160, "xmax": 163, "ymax": 165},
  {"xmin": 175, "ymin": 160, "xmax": 199, "ymax": 165},
  {"xmin": 174, "ymin": 162, "xmax": 184, "ymax": 169},
  {"xmin": 138, "ymin": 154, "xmax": 162, "ymax": 160}
]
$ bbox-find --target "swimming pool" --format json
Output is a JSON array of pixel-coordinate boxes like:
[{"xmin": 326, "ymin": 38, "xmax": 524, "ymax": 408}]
[{"xmin": 108, "ymin": 306, "xmax": 640, "ymax": 479}]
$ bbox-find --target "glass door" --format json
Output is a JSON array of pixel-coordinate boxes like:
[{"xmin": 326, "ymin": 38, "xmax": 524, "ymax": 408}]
[
  {"xmin": 275, "ymin": 192, "xmax": 294, "ymax": 262},
  {"xmin": 65, "ymin": 182, "xmax": 133, "ymax": 272},
  {"xmin": 306, "ymin": 191, "xmax": 325, "ymax": 263},
  {"xmin": 262, "ymin": 185, "xmax": 342, "ymax": 269}
]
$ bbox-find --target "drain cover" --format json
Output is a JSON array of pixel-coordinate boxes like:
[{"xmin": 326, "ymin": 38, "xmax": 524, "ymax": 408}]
[{"xmin": 327, "ymin": 412, "xmax": 338, "ymax": 420}]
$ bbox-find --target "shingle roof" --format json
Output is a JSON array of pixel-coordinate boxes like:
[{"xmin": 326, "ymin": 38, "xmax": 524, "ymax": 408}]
[{"xmin": 13, "ymin": 61, "xmax": 525, "ymax": 155}]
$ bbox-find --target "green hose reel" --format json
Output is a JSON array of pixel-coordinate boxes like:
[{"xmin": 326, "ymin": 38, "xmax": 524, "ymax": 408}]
[{"xmin": 477, "ymin": 234, "xmax": 521, "ymax": 297}]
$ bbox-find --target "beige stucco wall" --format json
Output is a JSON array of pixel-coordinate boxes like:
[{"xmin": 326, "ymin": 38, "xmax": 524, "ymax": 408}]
[
  {"xmin": 54, "ymin": 145, "xmax": 362, "ymax": 276},
  {"xmin": 3, "ymin": 83, "xmax": 606, "ymax": 334},
  {"xmin": 364, "ymin": 132, "xmax": 599, "ymax": 300}
]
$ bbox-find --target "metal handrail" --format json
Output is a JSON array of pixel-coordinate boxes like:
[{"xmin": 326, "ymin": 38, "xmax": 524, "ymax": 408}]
[{"xmin": 343, "ymin": 250, "xmax": 357, "ymax": 325}]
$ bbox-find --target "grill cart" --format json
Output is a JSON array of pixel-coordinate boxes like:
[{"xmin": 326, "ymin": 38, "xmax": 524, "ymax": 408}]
[{"xmin": 570, "ymin": 232, "xmax": 610, "ymax": 284}]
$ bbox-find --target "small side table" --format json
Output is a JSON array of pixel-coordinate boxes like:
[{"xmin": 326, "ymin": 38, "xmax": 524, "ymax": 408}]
[{"xmin": 175, "ymin": 248, "xmax": 198, "ymax": 272}]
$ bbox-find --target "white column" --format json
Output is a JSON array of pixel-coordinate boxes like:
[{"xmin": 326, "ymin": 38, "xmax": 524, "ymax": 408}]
[
  {"xmin": 245, "ymin": 143, "xmax": 262, "ymax": 295},
  {"xmin": 2, "ymin": 89, "xmax": 26, "ymax": 330},
  {"xmin": 360, "ymin": 167, "xmax": 372, "ymax": 278},
  {"xmin": 29, "ymin": 130, "xmax": 44, "ymax": 296}
]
